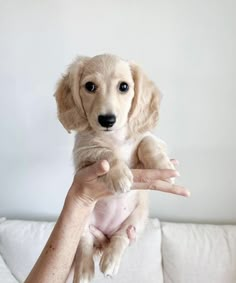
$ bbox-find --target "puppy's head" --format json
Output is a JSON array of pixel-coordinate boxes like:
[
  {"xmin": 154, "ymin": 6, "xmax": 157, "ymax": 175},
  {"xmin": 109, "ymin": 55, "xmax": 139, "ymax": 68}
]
[{"xmin": 54, "ymin": 54, "xmax": 160, "ymax": 134}]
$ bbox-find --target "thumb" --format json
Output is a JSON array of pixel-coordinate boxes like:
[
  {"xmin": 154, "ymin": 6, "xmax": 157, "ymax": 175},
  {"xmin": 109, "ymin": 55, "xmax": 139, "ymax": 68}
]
[{"xmin": 81, "ymin": 160, "xmax": 110, "ymax": 181}]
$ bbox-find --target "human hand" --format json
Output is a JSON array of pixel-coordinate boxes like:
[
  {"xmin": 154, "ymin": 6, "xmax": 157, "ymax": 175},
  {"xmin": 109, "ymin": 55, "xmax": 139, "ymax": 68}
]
[
  {"xmin": 67, "ymin": 160, "xmax": 112, "ymax": 207},
  {"xmin": 67, "ymin": 160, "xmax": 190, "ymax": 208}
]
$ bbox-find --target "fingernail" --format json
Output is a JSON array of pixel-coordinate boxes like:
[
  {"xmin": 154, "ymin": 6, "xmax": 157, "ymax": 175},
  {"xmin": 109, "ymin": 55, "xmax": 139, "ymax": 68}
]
[
  {"xmin": 175, "ymin": 171, "xmax": 180, "ymax": 177},
  {"xmin": 101, "ymin": 160, "xmax": 110, "ymax": 172},
  {"xmin": 185, "ymin": 191, "xmax": 191, "ymax": 197}
]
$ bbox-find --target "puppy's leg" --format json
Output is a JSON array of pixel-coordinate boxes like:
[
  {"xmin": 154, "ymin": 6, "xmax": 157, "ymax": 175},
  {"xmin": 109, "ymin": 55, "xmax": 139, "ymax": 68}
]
[
  {"xmin": 99, "ymin": 234, "xmax": 129, "ymax": 278},
  {"xmin": 99, "ymin": 192, "xmax": 148, "ymax": 277},
  {"xmin": 73, "ymin": 232, "xmax": 94, "ymax": 283},
  {"xmin": 138, "ymin": 135, "xmax": 175, "ymax": 181}
]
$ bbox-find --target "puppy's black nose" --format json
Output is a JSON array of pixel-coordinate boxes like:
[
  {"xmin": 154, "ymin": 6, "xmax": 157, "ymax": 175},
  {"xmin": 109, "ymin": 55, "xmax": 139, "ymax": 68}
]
[{"xmin": 98, "ymin": 114, "xmax": 116, "ymax": 128}]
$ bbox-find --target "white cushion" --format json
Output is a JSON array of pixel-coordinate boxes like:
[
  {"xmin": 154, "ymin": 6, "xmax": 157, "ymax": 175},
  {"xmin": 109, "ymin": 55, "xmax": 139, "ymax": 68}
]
[
  {"xmin": 0, "ymin": 218, "xmax": 163, "ymax": 283},
  {"xmin": 0, "ymin": 218, "xmax": 17, "ymax": 283},
  {"xmin": 162, "ymin": 222, "xmax": 236, "ymax": 283},
  {"xmin": 0, "ymin": 219, "xmax": 55, "ymax": 282},
  {"xmin": 0, "ymin": 254, "xmax": 18, "ymax": 283}
]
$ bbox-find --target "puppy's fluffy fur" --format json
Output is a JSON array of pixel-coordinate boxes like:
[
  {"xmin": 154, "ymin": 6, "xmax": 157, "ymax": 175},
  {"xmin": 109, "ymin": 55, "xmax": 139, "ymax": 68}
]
[{"xmin": 55, "ymin": 54, "xmax": 174, "ymax": 283}]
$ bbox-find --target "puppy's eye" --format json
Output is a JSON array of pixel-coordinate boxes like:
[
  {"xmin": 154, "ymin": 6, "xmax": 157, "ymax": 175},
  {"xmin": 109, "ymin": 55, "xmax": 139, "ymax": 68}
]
[
  {"xmin": 118, "ymin": 82, "xmax": 129, "ymax": 93},
  {"xmin": 85, "ymin": 81, "xmax": 97, "ymax": 93}
]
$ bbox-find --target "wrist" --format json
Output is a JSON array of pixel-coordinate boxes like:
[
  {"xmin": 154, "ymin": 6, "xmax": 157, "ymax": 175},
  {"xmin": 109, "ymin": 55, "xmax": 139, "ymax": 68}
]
[
  {"xmin": 62, "ymin": 195, "xmax": 94, "ymax": 225},
  {"xmin": 65, "ymin": 185, "xmax": 96, "ymax": 210}
]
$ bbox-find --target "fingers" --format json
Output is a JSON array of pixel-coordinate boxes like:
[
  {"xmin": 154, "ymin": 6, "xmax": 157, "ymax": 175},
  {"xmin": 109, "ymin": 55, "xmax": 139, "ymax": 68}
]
[
  {"xmin": 76, "ymin": 160, "xmax": 189, "ymax": 198},
  {"xmin": 131, "ymin": 163, "xmax": 190, "ymax": 197},
  {"xmin": 132, "ymin": 168, "xmax": 180, "ymax": 183},
  {"xmin": 132, "ymin": 180, "xmax": 190, "ymax": 197},
  {"xmin": 80, "ymin": 160, "xmax": 110, "ymax": 181},
  {"xmin": 89, "ymin": 225, "xmax": 109, "ymax": 247}
]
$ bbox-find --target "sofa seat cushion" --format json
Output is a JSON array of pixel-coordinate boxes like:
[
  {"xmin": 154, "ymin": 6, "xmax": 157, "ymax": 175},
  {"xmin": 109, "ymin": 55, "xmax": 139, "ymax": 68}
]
[
  {"xmin": 0, "ymin": 218, "xmax": 163, "ymax": 283},
  {"xmin": 162, "ymin": 222, "xmax": 236, "ymax": 283},
  {"xmin": 0, "ymin": 218, "xmax": 54, "ymax": 282},
  {"xmin": 0, "ymin": 254, "xmax": 18, "ymax": 283}
]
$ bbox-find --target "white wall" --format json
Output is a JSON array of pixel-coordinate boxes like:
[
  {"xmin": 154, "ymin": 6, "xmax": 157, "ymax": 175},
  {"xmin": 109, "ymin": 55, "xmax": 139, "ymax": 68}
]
[{"xmin": 0, "ymin": 0, "xmax": 235, "ymax": 223}]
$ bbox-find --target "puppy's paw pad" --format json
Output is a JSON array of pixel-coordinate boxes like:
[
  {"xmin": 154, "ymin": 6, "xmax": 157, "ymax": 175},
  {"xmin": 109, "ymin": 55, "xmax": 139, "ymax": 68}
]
[{"xmin": 101, "ymin": 163, "xmax": 133, "ymax": 194}]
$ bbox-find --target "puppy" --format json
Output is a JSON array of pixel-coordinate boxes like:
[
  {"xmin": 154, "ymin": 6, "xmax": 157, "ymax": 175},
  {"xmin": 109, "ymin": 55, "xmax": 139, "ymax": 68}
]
[{"xmin": 54, "ymin": 54, "xmax": 174, "ymax": 283}]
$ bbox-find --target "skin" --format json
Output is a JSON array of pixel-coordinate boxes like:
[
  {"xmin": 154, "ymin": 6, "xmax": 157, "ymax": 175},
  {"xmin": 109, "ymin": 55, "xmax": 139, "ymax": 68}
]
[{"xmin": 25, "ymin": 160, "xmax": 189, "ymax": 283}]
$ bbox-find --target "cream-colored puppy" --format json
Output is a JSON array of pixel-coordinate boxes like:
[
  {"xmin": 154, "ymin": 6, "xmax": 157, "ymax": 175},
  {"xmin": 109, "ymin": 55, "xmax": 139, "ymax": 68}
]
[{"xmin": 55, "ymin": 54, "xmax": 174, "ymax": 283}]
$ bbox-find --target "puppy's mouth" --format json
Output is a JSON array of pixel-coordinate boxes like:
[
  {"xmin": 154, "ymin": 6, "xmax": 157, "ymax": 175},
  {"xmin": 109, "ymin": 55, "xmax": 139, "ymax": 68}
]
[{"xmin": 103, "ymin": 128, "xmax": 113, "ymax": 132}]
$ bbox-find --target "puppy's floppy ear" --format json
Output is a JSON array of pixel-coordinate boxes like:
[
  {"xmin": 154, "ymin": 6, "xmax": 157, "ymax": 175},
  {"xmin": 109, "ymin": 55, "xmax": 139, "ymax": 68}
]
[
  {"xmin": 128, "ymin": 63, "xmax": 160, "ymax": 134},
  {"xmin": 54, "ymin": 56, "xmax": 90, "ymax": 132}
]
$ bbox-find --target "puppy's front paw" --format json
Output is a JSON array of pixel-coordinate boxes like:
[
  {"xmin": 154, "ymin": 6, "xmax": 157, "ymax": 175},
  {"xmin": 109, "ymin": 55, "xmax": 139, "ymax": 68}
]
[
  {"xmin": 100, "ymin": 162, "xmax": 133, "ymax": 193},
  {"xmin": 149, "ymin": 155, "xmax": 176, "ymax": 183}
]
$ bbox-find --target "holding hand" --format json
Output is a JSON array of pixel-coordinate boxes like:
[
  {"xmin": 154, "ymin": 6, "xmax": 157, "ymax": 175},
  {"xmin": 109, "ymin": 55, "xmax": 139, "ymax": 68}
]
[{"xmin": 67, "ymin": 159, "xmax": 190, "ymax": 208}]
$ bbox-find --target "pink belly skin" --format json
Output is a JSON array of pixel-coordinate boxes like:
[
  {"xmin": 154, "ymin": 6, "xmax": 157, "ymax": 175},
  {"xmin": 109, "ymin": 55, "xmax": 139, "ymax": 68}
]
[{"xmin": 90, "ymin": 191, "xmax": 137, "ymax": 238}]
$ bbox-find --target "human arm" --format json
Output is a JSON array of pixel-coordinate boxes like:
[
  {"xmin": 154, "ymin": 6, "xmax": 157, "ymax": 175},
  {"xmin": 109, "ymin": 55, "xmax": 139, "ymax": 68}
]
[{"xmin": 25, "ymin": 161, "xmax": 110, "ymax": 283}]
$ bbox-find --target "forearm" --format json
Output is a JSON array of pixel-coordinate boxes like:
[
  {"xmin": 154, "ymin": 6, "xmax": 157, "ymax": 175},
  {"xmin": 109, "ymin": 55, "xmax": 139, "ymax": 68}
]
[{"xmin": 25, "ymin": 189, "xmax": 94, "ymax": 283}]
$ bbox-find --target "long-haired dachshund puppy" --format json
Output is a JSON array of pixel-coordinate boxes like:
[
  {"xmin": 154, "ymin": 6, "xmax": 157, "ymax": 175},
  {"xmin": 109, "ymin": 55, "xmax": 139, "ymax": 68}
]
[{"xmin": 55, "ymin": 54, "xmax": 174, "ymax": 283}]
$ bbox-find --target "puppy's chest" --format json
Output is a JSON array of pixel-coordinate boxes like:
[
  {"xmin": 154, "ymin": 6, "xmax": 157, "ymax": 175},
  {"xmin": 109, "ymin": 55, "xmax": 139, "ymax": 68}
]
[{"xmin": 111, "ymin": 139, "xmax": 138, "ymax": 167}]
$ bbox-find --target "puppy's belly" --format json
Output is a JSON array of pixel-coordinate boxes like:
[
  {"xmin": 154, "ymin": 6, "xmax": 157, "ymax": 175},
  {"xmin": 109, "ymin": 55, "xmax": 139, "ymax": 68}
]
[{"xmin": 90, "ymin": 191, "xmax": 137, "ymax": 237}]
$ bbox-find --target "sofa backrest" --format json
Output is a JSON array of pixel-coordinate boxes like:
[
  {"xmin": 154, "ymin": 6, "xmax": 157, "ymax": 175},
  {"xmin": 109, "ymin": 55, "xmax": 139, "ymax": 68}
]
[{"xmin": 161, "ymin": 222, "xmax": 236, "ymax": 283}]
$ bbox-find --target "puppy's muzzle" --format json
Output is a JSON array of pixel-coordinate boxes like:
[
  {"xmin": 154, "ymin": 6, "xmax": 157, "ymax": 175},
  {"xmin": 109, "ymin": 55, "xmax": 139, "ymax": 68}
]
[{"xmin": 98, "ymin": 114, "xmax": 116, "ymax": 128}]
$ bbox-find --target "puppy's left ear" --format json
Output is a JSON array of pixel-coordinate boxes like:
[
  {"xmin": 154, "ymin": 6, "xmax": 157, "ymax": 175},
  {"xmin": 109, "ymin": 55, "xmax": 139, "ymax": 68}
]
[{"xmin": 128, "ymin": 63, "xmax": 161, "ymax": 134}]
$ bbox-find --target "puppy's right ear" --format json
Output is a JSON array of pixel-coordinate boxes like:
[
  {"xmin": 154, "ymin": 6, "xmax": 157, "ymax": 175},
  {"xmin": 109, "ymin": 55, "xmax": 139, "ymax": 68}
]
[{"xmin": 54, "ymin": 57, "xmax": 90, "ymax": 132}]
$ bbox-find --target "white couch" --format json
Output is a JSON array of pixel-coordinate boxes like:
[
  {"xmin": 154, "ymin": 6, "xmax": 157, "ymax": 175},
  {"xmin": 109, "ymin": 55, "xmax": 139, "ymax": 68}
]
[{"xmin": 0, "ymin": 217, "xmax": 235, "ymax": 283}]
